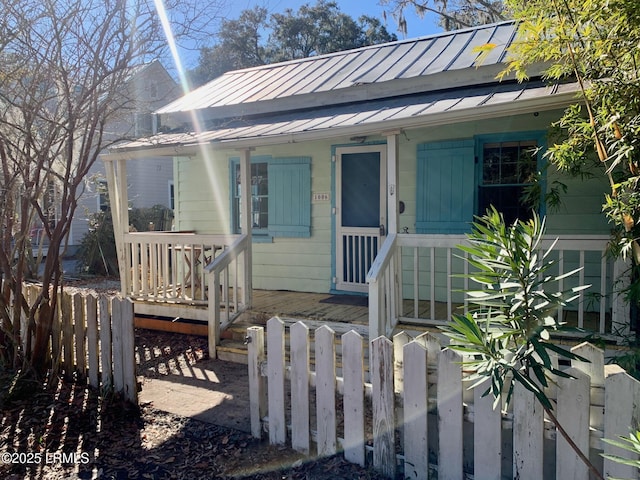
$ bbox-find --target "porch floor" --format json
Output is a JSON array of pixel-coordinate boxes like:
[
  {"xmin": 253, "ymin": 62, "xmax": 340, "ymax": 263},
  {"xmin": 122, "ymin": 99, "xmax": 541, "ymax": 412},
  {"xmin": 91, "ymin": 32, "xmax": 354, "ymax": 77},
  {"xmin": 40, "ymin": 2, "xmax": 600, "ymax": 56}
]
[{"xmin": 134, "ymin": 288, "xmax": 612, "ymax": 365}]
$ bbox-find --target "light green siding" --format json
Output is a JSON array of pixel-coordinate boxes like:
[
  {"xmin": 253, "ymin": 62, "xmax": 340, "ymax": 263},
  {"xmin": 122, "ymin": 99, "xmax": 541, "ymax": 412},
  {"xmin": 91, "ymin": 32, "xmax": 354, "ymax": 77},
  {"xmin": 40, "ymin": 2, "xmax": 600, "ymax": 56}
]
[{"xmin": 174, "ymin": 110, "xmax": 612, "ymax": 294}]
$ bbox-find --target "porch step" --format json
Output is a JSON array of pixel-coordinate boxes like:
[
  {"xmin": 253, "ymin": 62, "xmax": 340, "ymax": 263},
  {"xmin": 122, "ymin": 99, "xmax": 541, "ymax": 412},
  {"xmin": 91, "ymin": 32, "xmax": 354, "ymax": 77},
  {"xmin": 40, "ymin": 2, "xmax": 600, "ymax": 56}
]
[
  {"xmin": 216, "ymin": 340, "xmax": 252, "ymax": 364},
  {"xmin": 217, "ymin": 319, "xmax": 371, "ymax": 368}
]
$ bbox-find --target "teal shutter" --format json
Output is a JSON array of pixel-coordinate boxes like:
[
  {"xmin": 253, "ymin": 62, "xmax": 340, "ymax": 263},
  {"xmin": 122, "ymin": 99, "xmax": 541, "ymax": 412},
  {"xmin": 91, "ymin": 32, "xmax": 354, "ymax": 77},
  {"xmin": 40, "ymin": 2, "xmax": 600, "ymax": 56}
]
[
  {"xmin": 268, "ymin": 157, "xmax": 311, "ymax": 238},
  {"xmin": 416, "ymin": 140, "xmax": 475, "ymax": 234}
]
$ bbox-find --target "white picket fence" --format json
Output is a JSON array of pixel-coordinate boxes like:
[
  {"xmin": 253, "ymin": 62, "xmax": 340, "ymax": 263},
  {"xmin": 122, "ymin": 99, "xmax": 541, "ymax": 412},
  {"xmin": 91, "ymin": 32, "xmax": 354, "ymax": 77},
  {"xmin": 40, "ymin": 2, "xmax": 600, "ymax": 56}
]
[
  {"xmin": 18, "ymin": 284, "xmax": 137, "ymax": 403},
  {"xmin": 247, "ymin": 317, "xmax": 640, "ymax": 480}
]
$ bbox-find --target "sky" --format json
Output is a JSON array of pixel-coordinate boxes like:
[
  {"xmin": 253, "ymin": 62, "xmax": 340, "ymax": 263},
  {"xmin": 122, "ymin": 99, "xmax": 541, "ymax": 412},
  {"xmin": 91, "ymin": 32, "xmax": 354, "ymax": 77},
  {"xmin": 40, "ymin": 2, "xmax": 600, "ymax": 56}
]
[
  {"xmin": 219, "ymin": 0, "xmax": 442, "ymax": 42},
  {"xmin": 174, "ymin": 0, "xmax": 442, "ymax": 70}
]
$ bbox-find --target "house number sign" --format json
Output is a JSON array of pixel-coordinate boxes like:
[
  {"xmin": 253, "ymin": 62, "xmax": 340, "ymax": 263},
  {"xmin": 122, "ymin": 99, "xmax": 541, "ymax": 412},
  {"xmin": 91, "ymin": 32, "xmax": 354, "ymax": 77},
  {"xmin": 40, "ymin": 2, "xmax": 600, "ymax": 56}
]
[{"xmin": 313, "ymin": 193, "xmax": 330, "ymax": 202}]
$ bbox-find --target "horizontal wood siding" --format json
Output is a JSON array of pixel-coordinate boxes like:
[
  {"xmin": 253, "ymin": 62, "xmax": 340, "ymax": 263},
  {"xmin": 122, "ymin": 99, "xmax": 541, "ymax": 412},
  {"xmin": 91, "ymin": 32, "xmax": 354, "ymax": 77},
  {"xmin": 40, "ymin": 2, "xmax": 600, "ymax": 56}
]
[
  {"xmin": 172, "ymin": 110, "xmax": 611, "ymax": 294},
  {"xmin": 175, "ymin": 156, "xmax": 231, "ymax": 234},
  {"xmin": 176, "ymin": 142, "xmax": 333, "ymax": 293},
  {"xmin": 545, "ymin": 172, "xmax": 611, "ymax": 235}
]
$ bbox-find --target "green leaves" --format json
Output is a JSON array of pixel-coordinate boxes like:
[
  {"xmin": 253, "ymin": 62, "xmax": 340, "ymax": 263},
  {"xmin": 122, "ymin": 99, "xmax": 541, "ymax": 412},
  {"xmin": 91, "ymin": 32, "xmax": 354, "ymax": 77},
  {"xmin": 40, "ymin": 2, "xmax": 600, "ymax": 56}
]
[
  {"xmin": 601, "ymin": 429, "xmax": 640, "ymax": 475},
  {"xmin": 442, "ymin": 208, "xmax": 587, "ymax": 410},
  {"xmin": 502, "ymin": 0, "xmax": 640, "ymax": 302}
]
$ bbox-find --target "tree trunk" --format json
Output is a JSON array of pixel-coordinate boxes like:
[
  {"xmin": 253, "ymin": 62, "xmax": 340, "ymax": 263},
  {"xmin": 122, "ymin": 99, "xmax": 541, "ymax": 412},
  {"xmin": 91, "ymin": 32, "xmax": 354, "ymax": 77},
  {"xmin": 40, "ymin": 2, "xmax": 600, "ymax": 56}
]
[{"xmin": 31, "ymin": 300, "xmax": 53, "ymax": 376}]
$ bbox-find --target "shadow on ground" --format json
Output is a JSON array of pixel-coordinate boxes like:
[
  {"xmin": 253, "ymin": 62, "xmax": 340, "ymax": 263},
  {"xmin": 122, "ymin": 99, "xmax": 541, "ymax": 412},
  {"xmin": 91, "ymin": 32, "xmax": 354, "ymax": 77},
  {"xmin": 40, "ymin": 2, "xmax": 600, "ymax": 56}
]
[{"xmin": 1, "ymin": 329, "xmax": 390, "ymax": 479}]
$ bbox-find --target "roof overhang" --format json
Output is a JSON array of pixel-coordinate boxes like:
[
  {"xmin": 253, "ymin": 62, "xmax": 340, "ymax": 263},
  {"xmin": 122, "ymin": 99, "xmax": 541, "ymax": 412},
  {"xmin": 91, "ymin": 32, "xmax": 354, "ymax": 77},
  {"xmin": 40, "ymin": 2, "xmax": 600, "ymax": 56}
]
[{"xmin": 102, "ymin": 80, "xmax": 581, "ymax": 162}]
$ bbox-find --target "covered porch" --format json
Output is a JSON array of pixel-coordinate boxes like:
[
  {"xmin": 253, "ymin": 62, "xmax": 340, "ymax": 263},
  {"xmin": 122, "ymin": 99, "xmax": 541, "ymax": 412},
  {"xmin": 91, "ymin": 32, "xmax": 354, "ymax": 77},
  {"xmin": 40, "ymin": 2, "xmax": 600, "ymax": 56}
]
[
  {"xmin": 103, "ymin": 148, "xmax": 256, "ymax": 357},
  {"xmin": 103, "ymin": 130, "xmax": 633, "ymax": 359}
]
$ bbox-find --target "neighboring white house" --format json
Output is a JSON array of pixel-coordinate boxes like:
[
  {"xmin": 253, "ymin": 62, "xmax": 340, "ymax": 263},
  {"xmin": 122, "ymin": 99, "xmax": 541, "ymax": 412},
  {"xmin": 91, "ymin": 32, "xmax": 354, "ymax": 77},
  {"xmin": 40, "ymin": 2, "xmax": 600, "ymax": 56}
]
[{"xmin": 68, "ymin": 61, "xmax": 179, "ymax": 250}]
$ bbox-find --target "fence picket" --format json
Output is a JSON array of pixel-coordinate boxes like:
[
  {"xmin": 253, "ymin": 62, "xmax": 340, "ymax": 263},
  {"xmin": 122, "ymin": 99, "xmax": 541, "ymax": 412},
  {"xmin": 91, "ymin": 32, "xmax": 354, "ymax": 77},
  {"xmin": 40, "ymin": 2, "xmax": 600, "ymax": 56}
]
[
  {"xmin": 603, "ymin": 366, "xmax": 640, "ymax": 480},
  {"xmin": 98, "ymin": 296, "xmax": 113, "ymax": 391},
  {"xmin": 315, "ymin": 325, "xmax": 337, "ymax": 456},
  {"xmin": 111, "ymin": 297, "xmax": 125, "ymax": 394},
  {"xmin": 120, "ymin": 298, "xmax": 137, "ymax": 404},
  {"xmin": 61, "ymin": 292, "xmax": 73, "ymax": 377},
  {"xmin": 571, "ymin": 342, "xmax": 605, "ymax": 432},
  {"xmin": 513, "ymin": 382, "xmax": 544, "ymax": 480},
  {"xmin": 438, "ymin": 347, "xmax": 463, "ymax": 480},
  {"xmin": 247, "ymin": 326, "xmax": 266, "ymax": 439},
  {"xmin": 73, "ymin": 293, "xmax": 86, "ymax": 377},
  {"xmin": 393, "ymin": 331, "xmax": 411, "ymax": 394},
  {"xmin": 342, "ymin": 330, "xmax": 365, "ymax": 467},
  {"xmin": 51, "ymin": 291, "xmax": 62, "ymax": 373},
  {"xmin": 556, "ymin": 367, "xmax": 590, "ymax": 480},
  {"xmin": 267, "ymin": 317, "xmax": 286, "ymax": 445},
  {"xmin": 290, "ymin": 321, "xmax": 310, "ymax": 454},
  {"xmin": 393, "ymin": 331, "xmax": 410, "ymax": 454},
  {"xmin": 371, "ymin": 336, "xmax": 395, "ymax": 478},
  {"xmin": 85, "ymin": 294, "xmax": 99, "ymax": 388},
  {"xmin": 474, "ymin": 378, "xmax": 502, "ymax": 480},
  {"xmin": 403, "ymin": 340, "xmax": 429, "ymax": 480}
]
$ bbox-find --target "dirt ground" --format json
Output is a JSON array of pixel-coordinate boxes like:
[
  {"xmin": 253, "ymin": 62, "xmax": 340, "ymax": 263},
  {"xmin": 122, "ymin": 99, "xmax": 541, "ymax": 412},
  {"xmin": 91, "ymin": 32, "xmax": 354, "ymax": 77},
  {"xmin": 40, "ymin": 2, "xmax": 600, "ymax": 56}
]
[{"xmin": 1, "ymin": 327, "xmax": 391, "ymax": 479}]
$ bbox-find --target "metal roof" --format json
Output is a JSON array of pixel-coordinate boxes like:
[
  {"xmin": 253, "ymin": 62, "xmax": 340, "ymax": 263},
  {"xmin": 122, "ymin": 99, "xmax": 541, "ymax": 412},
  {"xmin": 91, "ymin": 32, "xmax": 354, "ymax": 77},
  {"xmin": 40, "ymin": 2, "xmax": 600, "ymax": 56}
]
[
  {"xmin": 111, "ymin": 80, "xmax": 579, "ymax": 156},
  {"xmin": 103, "ymin": 21, "xmax": 581, "ymax": 159},
  {"xmin": 156, "ymin": 21, "xmax": 518, "ymax": 116}
]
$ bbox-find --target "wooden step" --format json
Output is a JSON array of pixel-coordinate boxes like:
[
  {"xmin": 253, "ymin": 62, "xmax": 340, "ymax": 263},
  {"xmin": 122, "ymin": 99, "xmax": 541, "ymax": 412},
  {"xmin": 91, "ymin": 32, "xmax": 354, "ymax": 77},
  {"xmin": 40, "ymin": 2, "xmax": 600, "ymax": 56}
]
[{"xmin": 216, "ymin": 340, "xmax": 250, "ymax": 364}]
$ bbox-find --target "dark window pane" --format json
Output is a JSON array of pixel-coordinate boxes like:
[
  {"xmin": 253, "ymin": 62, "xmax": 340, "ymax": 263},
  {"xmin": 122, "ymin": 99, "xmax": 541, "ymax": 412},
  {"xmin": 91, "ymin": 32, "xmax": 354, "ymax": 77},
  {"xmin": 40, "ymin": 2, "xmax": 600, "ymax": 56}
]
[
  {"xmin": 480, "ymin": 140, "xmax": 538, "ymax": 222},
  {"xmin": 478, "ymin": 185, "xmax": 533, "ymax": 225}
]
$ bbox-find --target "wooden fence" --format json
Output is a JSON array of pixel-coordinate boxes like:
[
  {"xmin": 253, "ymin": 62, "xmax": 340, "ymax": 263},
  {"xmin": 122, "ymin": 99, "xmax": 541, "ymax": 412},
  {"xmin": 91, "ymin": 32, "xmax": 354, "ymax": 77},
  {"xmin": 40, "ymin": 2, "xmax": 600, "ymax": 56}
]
[
  {"xmin": 248, "ymin": 317, "xmax": 640, "ymax": 480},
  {"xmin": 19, "ymin": 284, "xmax": 137, "ymax": 404}
]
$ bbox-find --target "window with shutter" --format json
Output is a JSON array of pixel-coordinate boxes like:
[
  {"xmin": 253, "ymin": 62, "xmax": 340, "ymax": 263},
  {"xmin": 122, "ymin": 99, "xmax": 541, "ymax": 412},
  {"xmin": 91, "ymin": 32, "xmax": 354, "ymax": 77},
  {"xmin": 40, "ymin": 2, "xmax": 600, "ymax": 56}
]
[{"xmin": 230, "ymin": 156, "xmax": 311, "ymax": 238}]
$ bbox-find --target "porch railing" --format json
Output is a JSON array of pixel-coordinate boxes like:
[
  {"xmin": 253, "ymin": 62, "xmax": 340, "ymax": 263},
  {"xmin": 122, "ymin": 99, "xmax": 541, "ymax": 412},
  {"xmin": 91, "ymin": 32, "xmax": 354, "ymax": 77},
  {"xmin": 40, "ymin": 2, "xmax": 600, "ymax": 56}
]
[
  {"xmin": 368, "ymin": 233, "xmax": 629, "ymax": 341},
  {"xmin": 123, "ymin": 231, "xmax": 239, "ymax": 305},
  {"xmin": 123, "ymin": 231, "xmax": 250, "ymax": 357},
  {"xmin": 204, "ymin": 233, "xmax": 251, "ymax": 356}
]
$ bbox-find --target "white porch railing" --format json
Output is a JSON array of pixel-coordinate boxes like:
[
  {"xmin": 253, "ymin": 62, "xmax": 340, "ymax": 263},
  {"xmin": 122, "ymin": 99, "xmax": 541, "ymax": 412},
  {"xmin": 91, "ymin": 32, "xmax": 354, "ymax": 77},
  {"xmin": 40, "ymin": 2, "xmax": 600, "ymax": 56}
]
[
  {"xmin": 204, "ymin": 234, "xmax": 251, "ymax": 356},
  {"xmin": 123, "ymin": 231, "xmax": 251, "ymax": 357},
  {"xmin": 368, "ymin": 233, "xmax": 629, "ymax": 340},
  {"xmin": 123, "ymin": 231, "xmax": 240, "ymax": 305}
]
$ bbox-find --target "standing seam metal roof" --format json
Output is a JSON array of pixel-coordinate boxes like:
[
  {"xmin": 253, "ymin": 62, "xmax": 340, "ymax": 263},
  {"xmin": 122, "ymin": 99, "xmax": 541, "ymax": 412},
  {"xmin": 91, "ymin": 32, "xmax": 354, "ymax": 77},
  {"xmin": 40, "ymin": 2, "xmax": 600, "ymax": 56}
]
[
  {"xmin": 157, "ymin": 21, "xmax": 518, "ymax": 114},
  {"xmin": 114, "ymin": 80, "xmax": 578, "ymax": 153}
]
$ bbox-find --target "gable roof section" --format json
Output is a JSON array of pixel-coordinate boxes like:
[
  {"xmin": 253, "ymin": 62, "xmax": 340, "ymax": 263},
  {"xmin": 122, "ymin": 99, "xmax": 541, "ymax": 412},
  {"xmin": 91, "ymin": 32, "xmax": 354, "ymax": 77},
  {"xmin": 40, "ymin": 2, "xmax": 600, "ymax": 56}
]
[{"xmin": 157, "ymin": 21, "xmax": 519, "ymax": 123}]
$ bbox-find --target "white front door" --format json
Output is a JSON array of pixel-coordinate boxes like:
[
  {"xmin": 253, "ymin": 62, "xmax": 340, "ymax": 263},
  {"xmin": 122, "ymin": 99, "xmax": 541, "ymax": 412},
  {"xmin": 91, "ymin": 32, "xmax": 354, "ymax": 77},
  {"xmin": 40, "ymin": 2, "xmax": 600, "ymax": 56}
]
[{"xmin": 335, "ymin": 145, "xmax": 387, "ymax": 293}]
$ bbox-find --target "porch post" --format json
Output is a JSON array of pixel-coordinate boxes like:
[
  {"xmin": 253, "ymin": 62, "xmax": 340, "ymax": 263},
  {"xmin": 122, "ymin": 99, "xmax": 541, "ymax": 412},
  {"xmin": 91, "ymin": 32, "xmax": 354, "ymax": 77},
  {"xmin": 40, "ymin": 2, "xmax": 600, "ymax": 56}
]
[
  {"xmin": 103, "ymin": 157, "xmax": 130, "ymax": 296},
  {"xmin": 612, "ymin": 258, "xmax": 631, "ymax": 341},
  {"xmin": 239, "ymin": 148, "xmax": 253, "ymax": 307},
  {"xmin": 385, "ymin": 131, "xmax": 400, "ymax": 234}
]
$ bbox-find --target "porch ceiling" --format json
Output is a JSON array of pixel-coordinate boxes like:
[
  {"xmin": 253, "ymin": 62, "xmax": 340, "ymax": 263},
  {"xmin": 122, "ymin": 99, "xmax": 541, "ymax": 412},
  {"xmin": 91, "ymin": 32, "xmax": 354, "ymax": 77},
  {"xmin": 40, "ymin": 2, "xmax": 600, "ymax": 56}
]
[{"xmin": 105, "ymin": 80, "xmax": 580, "ymax": 159}]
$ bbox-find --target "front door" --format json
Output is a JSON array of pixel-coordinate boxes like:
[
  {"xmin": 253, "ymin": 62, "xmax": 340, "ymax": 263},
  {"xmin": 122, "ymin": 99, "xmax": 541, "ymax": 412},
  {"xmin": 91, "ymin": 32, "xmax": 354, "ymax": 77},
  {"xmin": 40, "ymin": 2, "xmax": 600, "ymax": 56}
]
[{"xmin": 335, "ymin": 145, "xmax": 387, "ymax": 293}]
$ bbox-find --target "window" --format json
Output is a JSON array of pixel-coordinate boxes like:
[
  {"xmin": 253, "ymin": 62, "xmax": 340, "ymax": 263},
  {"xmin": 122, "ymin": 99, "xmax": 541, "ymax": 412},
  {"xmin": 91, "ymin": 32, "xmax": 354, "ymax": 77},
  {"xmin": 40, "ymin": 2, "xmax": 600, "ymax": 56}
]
[
  {"xmin": 233, "ymin": 162, "xmax": 269, "ymax": 234},
  {"xmin": 230, "ymin": 156, "xmax": 311, "ymax": 238},
  {"xmin": 97, "ymin": 179, "xmax": 109, "ymax": 211},
  {"xmin": 415, "ymin": 133, "xmax": 544, "ymax": 234},
  {"xmin": 478, "ymin": 140, "xmax": 539, "ymax": 225},
  {"xmin": 134, "ymin": 112, "xmax": 153, "ymax": 137}
]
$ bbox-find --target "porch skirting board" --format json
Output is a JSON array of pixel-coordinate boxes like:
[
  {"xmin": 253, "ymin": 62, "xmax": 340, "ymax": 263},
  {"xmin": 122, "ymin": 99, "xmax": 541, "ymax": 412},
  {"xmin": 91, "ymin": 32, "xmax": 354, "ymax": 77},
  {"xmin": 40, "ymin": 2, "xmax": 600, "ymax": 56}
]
[
  {"xmin": 134, "ymin": 315, "xmax": 208, "ymax": 336},
  {"xmin": 134, "ymin": 301, "xmax": 208, "ymax": 322}
]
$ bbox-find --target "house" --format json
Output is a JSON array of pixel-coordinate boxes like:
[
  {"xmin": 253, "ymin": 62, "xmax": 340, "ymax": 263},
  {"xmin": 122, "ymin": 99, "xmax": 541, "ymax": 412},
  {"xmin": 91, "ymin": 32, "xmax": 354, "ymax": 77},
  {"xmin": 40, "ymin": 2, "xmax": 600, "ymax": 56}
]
[
  {"xmin": 102, "ymin": 21, "xmax": 628, "ymax": 356},
  {"xmin": 69, "ymin": 61, "xmax": 179, "ymax": 251}
]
